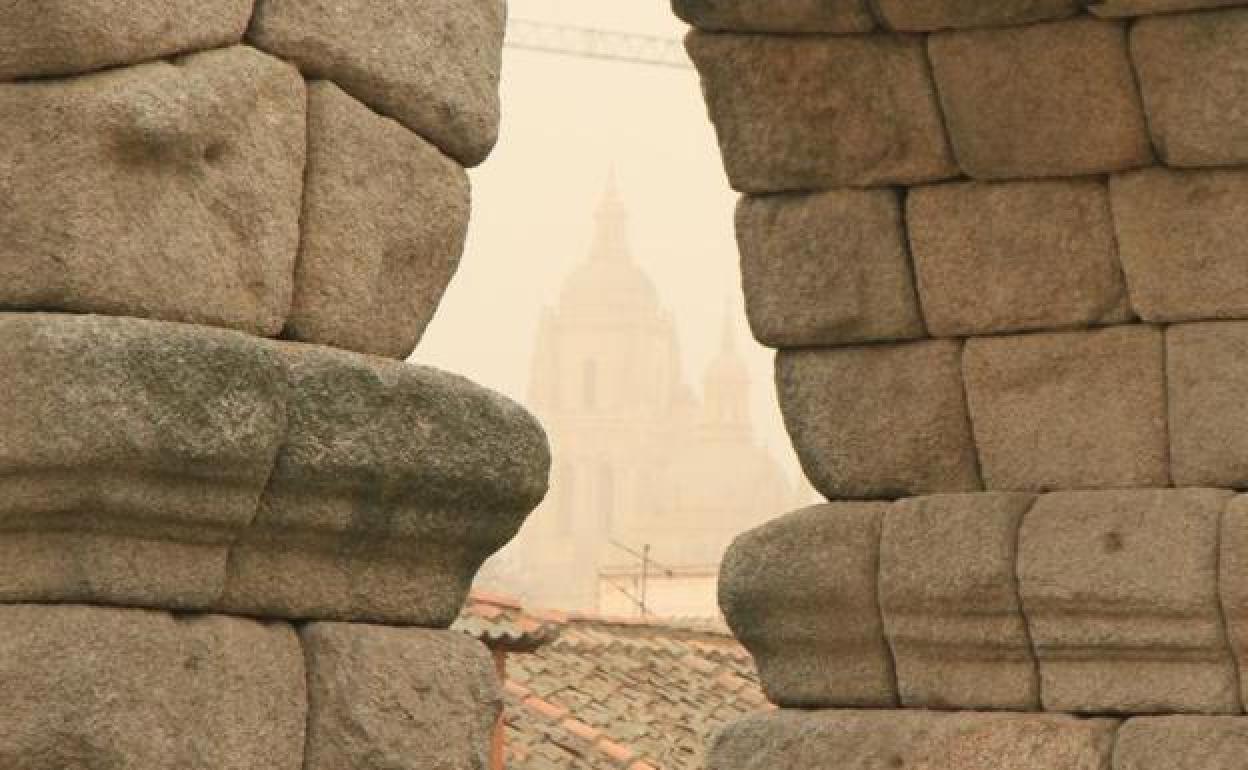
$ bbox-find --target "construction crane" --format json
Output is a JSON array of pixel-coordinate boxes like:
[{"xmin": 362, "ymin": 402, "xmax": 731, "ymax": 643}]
[{"xmin": 505, "ymin": 17, "xmax": 693, "ymax": 70}]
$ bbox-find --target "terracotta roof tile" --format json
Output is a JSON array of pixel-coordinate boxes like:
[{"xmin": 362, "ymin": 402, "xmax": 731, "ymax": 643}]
[
  {"xmin": 597, "ymin": 737, "xmax": 635, "ymax": 763},
  {"xmin": 458, "ymin": 594, "xmax": 768, "ymax": 769},
  {"xmin": 524, "ymin": 696, "xmax": 570, "ymax": 721}
]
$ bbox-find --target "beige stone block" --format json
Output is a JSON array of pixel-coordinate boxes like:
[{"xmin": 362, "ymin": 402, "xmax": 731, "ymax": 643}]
[
  {"xmin": 1091, "ymin": 0, "xmax": 1248, "ymax": 16},
  {"xmin": 1115, "ymin": 717, "xmax": 1248, "ymax": 770},
  {"xmin": 686, "ymin": 32, "xmax": 957, "ymax": 193},
  {"xmin": 876, "ymin": 0, "xmax": 1080, "ymax": 31},
  {"xmin": 1217, "ymin": 495, "xmax": 1248, "ymax": 706},
  {"xmin": 778, "ymin": 340, "xmax": 981, "ymax": 500},
  {"xmin": 709, "ymin": 710, "xmax": 1118, "ymax": 770},
  {"xmin": 719, "ymin": 504, "xmax": 897, "ymax": 708},
  {"xmin": 0, "ymin": 0, "xmax": 253, "ymax": 80},
  {"xmin": 1019, "ymin": 488, "xmax": 1239, "ymax": 714},
  {"xmin": 302, "ymin": 624, "xmax": 499, "ymax": 770},
  {"xmin": 1132, "ymin": 10, "xmax": 1248, "ymax": 168},
  {"xmin": 1167, "ymin": 323, "xmax": 1248, "ymax": 488},
  {"xmin": 219, "ymin": 342, "xmax": 551, "ymax": 627},
  {"xmin": 963, "ymin": 326, "xmax": 1168, "ymax": 492},
  {"xmin": 738, "ymin": 189, "xmax": 925, "ymax": 348},
  {"xmin": 0, "ymin": 47, "xmax": 305, "ymax": 336},
  {"xmin": 671, "ymin": 0, "xmax": 875, "ymax": 33},
  {"xmin": 0, "ymin": 605, "xmax": 305, "ymax": 769},
  {"xmin": 0, "ymin": 314, "xmax": 287, "ymax": 610},
  {"xmin": 909, "ymin": 179, "xmax": 1131, "ymax": 337},
  {"xmin": 1112, "ymin": 168, "xmax": 1248, "ymax": 323},
  {"xmin": 249, "ymin": 0, "xmax": 504, "ymax": 167},
  {"xmin": 284, "ymin": 82, "xmax": 469, "ymax": 359},
  {"xmin": 929, "ymin": 18, "xmax": 1153, "ymax": 180},
  {"xmin": 880, "ymin": 492, "xmax": 1039, "ymax": 711}
]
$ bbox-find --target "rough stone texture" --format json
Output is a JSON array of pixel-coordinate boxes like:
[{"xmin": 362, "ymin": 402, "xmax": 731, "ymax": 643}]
[
  {"xmin": 1115, "ymin": 717, "xmax": 1248, "ymax": 770},
  {"xmin": 1167, "ymin": 323, "xmax": 1248, "ymax": 488},
  {"xmin": 928, "ymin": 18, "xmax": 1153, "ymax": 180},
  {"xmin": 1019, "ymin": 488, "xmax": 1239, "ymax": 714},
  {"xmin": 0, "ymin": 314, "xmax": 287, "ymax": 610},
  {"xmin": 1218, "ymin": 495, "xmax": 1248, "ymax": 706},
  {"xmin": 1091, "ymin": 0, "xmax": 1248, "ymax": 16},
  {"xmin": 219, "ymin": 342, "xmax": 551, "ymax": 627},
  {"xmin": 1112, "ymin": 168, "xmax": 1248, "ymax": 324},
  {"xmin": 0, "ymin": 0, "xmax": 254, "ymax": 81},
  {"xmin": 671, "ymin": 0, "xmax": 875, "ymax": 33},
  {"xmin": 0, "ymin": 46, "xmax": 305, "ymax": 337},
  {"xmin": 686, "ymin": 32, "xmax": 957, "ymax": 193},
  {"xmin": 738, "ymin": 189, "xmax": 925, "ymax": 349},
  {"xmin": 709, "ymin": 710, "xmax": 1118, "ymax": 770},
  {"xmin": 302, "ymin": 623, "xmax": 499, "ymax": 770},
  {"xmin": 719, "ymin": 504, "xmax": 897, "ymax": 708},
  {"xmin": 1132, "ymin": 9, "xmax": 1248, "ymax": 168},
  {"xmin": 880, "ymin": 493, "xmax": 1039, "ymax": 711},
  {"xmin": 0, "ymin": 604, "xmax": 305, "ymax": 769},
  {"xmin": 963, "ymin": 326, "xmax": 1169, "ymax": 492},
  {"xmin": 875, "ymin": 0, "xmax": 1080, "ymax": 31},
  {"xmin": 777, "ymin": 340, "xmax": 980, "ymax": 500},
  {"xmin": 908, "ymin": 179, "xmax": 1131, "ymax": 337},
  {"xmin": 284, "ymin": 82, "xmax": 470, "ymax": 359},
  {"xmin": 248, "ymin": 0, "xmax": 504, "ymax": 167}
]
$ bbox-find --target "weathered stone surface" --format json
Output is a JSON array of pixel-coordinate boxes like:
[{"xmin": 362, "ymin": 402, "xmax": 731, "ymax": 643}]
[
  {"xmin": 880, "ymin": 493, "xmax": 1039, "ymax": 711},
  {"xmin": 963, "ymin": 326, "xmax": 1168, "ymax": 492},
  {"xmin": 1218, "ymin": 495, "xmax": 1248, "ymax": 706},
  {"xmin": 302, "ymin": 623, "xmax": 499, "ymax": 770},
  {"xmin": 0, "ymin": 605, "xmax": 305, "ymax": 769},
  {"xmin": 687, "ymin": 32, "xmax": 957, "ymax": 193},
  {"xmin": 671, "ymin": 0, "xmax": 875, "ymax": 33},
  {"xmin": 1167, "ymin": 323, "xmax": 1248, "ymax": 488},
  {"xmin": 929, "ymin": 18, "xmax": 1153, "ymax": 180},
  {"xmin": 219, "ymin": 342, "xmax": 551, "ymax": 626},
  {"xmin": 875, "ymin": 0, "xmax": 1080, "ymax": 31},
  {"xmin": 738, "ymin": 189, "xmax": 925, "ymax": 348},
  {"xmin": 719, "ymin": 504, "xmax": 897, "ymax": 708},
  {"xmin": 0, "ymin": 0, "xmax": 253, "ymax": 81},
  {"xmin": 1019, "ymin": 488, "xmax": 1239, "ymax": 714},
  {"xmin": 249, "ymin": 0, "xmax": 504, "ymax": 167},
  {"xmin": 0, "ymin": 314, "xmax": 287, "ymax": 610},
  {"xmin": 284, "ymin": 82, "xmax": 470, "ymax": 359},
  {"xmin": 709, "ymin": 710, "xmax": 1118, "ymax": 770},
  {"xmin": 1112, "ymin": 168, "xmax": 1248, "ymax": 323},
  {"xmin": 1091, "ymin": 0, "xmax": 1248, "ymax": 16},
  {"xmin": 1132, "ymin": 10, "xmax": 1248, "ymax": 168},
  {"xmin": 0, "ymin": 46, "xmax": 305, "ymax": 337},
  {"xmin": 777, "ymin": 340, "xmax": 980, "ymax": 499},
  {"xmin": 1115, "ymin": 717, "xmax": 1248, "ymax": 770},
  {"xmin": 908, "ymin": 179, "xmax": 1131, "ymax": 337}
]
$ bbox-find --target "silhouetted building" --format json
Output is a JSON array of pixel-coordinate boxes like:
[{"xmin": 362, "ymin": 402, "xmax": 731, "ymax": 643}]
[{"xmin": 483, "ymin": 178, "xmax": 800, "ymax": 616}]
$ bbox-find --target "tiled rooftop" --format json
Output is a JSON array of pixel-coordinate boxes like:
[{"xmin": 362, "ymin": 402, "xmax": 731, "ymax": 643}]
[{"xmin": 454, "ymin": 591, "xmax": 769, "ymax": 769}]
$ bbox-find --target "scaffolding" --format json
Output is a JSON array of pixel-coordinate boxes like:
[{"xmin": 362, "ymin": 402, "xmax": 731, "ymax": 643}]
[{"xmin": 505, "ymin": 18, "xmax": 692, "ymax": 70}]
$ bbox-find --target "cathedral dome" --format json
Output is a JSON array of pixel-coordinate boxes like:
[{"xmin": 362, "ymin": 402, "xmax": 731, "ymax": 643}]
[{"xmin": 556, "ymin": 174, "xmax": 664, "ymax": 323}]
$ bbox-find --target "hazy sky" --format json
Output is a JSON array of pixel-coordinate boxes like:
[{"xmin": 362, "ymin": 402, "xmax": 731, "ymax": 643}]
[{"xmin": 414, "ymin": 1, "xmax": 810, "ymax": 483}]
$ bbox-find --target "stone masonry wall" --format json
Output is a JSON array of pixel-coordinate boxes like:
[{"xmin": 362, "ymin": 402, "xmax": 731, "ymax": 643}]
[
  {"xmin": 676, "ymin": 0, "xmax": 1248, "ymax": 767},
  {"xmin": 0, "ymin": 3, "xmax": 549, "ymax": 768}
]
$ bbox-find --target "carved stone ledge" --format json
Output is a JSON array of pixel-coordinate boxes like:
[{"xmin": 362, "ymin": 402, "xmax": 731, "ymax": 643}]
[
  {"xmin": 723, "ymin": 489, "xmax": 1248, "ymax": 714},
  {"xmin": 0, "ymin": 313, "xmax": 550, "ymax": 626}
]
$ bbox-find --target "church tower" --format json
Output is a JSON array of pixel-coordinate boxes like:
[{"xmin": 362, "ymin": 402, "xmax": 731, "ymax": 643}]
[{"xmin": 485, "ymin": 176, "xmax": 796, "ymax": 616}]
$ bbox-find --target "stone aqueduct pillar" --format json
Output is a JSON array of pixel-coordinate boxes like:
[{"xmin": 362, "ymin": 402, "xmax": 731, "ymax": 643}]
[
  {"xmin": 677, "ymin": 0, "xmax": 1248, "ymax": 767},
  {"xmin": 0, "ymin": 3, "xmax": 548, "ymax": 767}
]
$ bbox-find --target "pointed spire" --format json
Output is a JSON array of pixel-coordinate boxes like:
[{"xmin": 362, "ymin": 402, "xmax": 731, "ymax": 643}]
[{"xmin": 590, "ymin": 167, "xmax": 631, "ymax": 263}]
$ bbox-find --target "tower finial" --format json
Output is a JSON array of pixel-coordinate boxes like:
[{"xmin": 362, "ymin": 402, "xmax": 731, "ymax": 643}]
[{"xmin": 591, "ymin": 167, "xmax": 630, "ymax": 263}]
